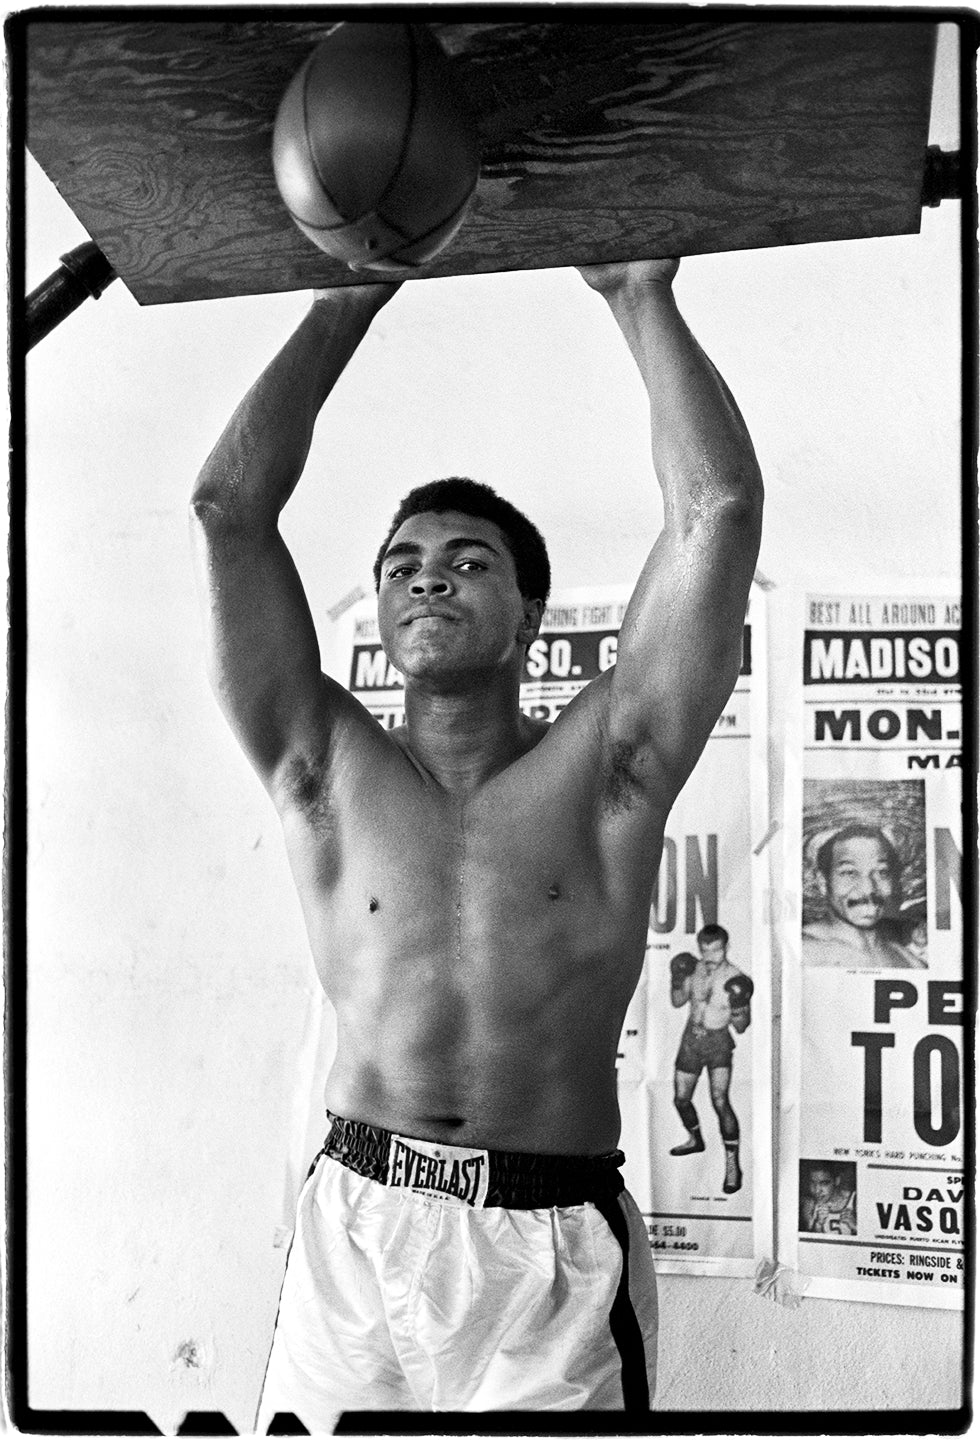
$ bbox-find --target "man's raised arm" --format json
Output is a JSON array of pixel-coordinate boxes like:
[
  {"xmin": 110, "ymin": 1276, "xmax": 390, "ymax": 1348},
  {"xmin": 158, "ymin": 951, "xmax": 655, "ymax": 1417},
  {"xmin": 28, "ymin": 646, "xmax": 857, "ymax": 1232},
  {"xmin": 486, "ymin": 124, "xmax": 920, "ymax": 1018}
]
[
  {"xmin": 189, "ymin": 283, "xmax": 398, "ymax": 791},
  {"xmin": 579, "ymin": 258, "xmax": 763, "ymax": 809}
]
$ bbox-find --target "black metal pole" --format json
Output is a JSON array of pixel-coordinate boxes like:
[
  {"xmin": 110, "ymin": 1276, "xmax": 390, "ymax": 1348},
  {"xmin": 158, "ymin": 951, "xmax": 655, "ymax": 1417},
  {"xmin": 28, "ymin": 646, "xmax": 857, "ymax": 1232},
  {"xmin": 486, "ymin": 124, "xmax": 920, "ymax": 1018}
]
[
  {"xmin": 26, "ymin": 241, "xmax": 117, "ymax": 350},
  {"xmin": 921, "ymin": 146, "xmax": 963, "ymax": 208}
]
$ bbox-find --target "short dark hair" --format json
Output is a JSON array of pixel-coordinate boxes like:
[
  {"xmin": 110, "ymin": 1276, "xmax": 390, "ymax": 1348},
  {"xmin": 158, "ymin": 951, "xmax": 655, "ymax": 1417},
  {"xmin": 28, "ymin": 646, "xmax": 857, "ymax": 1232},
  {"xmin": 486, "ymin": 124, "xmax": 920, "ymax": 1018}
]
[
  {"xmin": 697, "ymin": 924, "xmax": 729, "ymax": 947},
  {"xmin": 816, "ymin": 824, "xmax": 901, "ymax": 882},
  {"xmin": 373, "ymin": 477, "xmax": 551, "ymax": 603}
]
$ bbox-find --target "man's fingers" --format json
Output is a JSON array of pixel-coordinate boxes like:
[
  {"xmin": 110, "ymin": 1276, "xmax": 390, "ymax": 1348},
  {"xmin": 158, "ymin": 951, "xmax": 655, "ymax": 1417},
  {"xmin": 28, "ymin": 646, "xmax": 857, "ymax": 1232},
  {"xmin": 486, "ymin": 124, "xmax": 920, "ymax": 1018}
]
[{"xmin": 577, "ymin": 257, "xmax": 681, "ymax": 294}]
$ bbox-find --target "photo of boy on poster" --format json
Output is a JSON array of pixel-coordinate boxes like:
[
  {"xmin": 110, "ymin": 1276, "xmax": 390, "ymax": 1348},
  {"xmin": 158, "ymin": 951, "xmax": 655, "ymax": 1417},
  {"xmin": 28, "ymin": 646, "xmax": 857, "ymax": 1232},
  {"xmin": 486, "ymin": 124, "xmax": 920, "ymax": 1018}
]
[
  {"xmin": 798, "ymin": 1159, "xmax": 858, "ymax": 1234},
  {"xmin": 667, "ymin": 925, "xmax": 753, "ymax": 1195},
  {"xmin": 801, "ymin": 779, "xmax": 927, "ymax": 970}
]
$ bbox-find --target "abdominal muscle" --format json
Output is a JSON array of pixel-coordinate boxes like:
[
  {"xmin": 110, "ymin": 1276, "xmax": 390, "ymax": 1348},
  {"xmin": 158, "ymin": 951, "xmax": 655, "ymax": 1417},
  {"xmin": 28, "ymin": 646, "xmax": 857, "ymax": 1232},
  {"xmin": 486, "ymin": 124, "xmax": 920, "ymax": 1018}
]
[{"xmin": 311, "ymin": 886, "xmax": 647, "ymax": 1157}]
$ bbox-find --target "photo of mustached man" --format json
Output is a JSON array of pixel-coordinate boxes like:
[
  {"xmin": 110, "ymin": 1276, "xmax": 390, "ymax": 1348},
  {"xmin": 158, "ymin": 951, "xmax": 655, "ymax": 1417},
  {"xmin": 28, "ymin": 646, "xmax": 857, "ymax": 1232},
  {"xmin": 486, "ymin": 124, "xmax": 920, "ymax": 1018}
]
[
  {"xmin": 668, "ymin": 925, "xmax": 752, "ymax": 1195},
  {"xmin": 801, "ymin": 778, "xmax": 927, "ymax": 970}
]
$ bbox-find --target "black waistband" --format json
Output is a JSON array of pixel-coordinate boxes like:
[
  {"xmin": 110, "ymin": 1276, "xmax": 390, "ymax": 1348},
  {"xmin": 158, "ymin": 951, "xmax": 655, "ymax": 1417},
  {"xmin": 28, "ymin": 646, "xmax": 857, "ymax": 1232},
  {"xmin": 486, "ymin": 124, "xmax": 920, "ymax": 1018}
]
[{"xmin": 318, "ymin": 1112, "xmax": 625, "ymax": 1209}]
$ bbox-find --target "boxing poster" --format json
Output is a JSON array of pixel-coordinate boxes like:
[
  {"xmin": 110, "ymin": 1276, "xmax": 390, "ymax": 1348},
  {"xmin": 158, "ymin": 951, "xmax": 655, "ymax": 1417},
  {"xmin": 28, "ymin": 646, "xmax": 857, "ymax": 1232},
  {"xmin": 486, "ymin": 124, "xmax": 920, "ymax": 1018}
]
[
  {"xmin": 334, "ymin": 583, "xmax": 773, "ymax": 1277},
  {"xmin": 778, "ymin": 590, "xmax": 964, "ymax": 1308},
  {"xmin": 612, "ymin": 586, "xmax": 773, "ymax": 1278}
]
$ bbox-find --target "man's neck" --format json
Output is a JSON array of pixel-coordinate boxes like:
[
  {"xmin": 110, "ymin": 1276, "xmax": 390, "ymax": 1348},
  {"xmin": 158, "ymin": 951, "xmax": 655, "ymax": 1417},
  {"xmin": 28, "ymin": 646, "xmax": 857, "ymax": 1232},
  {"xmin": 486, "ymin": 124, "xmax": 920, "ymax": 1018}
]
[{"xmin": 401, "ymin": 679, "xmax": 540, "ymax": 793}]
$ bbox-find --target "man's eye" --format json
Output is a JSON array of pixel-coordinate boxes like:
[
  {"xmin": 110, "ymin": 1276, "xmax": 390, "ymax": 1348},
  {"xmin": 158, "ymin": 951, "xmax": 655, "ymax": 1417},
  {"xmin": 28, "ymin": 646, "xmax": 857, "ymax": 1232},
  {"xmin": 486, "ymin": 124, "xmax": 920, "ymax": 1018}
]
[
  {"xmin": 456, "ymin": 559, "xmax": 485, "ymax": 571},
  {"xmin": 387, "ymin": 565, "xmax": 414, "ymax": 579}
]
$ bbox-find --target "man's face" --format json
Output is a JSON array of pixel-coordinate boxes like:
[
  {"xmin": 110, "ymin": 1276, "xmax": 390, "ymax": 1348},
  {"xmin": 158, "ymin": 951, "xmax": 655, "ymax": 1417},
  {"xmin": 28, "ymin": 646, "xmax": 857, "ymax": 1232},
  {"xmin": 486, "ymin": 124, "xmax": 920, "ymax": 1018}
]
[
  {"xmin": 376, "ymin": 510, "xmax": 542, "ymax": 684},
  {"xmin": 818, "ymin": 835, "xmax": 896, "ymax": 930},
  {"xmin": 698, "ymin": 938, "xmax": 727, "ymax": 970},
  {"xmin": 809, "ymin": 1169, "xmax": 835, "ymax": 1203}
]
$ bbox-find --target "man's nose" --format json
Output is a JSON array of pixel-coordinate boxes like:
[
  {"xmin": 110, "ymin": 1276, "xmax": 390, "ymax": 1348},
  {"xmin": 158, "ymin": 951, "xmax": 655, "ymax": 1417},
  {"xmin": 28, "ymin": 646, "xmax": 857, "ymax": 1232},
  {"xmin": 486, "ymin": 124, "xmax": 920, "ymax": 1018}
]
[{"xmin": 409, "ymin": 569, "xmax": 453, "ymax": 596}]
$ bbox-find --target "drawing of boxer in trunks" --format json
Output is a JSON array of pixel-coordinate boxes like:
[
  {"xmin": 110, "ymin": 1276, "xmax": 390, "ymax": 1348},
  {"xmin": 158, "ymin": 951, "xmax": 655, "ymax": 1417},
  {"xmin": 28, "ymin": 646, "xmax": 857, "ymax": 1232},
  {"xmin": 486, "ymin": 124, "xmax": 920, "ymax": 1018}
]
[{"xmin": 668, "ymin": 924, "xmax": 753, "ymax": 1195}]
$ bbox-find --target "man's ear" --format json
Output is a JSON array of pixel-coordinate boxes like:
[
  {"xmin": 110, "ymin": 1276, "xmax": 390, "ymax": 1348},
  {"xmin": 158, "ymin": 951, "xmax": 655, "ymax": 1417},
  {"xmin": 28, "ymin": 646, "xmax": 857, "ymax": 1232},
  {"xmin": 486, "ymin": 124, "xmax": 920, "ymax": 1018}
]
[
  {"xmin": 816, "ymin": 872, "xmax": 828, "ymax": 899},
  {"xmin": 519, "ymin": 598, "xmax": 545, "ymax": 646}
]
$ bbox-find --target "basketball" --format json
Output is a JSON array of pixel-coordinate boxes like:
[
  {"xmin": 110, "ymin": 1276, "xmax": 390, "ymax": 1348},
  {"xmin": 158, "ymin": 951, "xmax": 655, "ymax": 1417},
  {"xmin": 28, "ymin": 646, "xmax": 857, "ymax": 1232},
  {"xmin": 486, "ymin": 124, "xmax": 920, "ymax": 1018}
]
[{"xmin": 272, "ymin": 22, "xmax": 481, "ymax": 273}]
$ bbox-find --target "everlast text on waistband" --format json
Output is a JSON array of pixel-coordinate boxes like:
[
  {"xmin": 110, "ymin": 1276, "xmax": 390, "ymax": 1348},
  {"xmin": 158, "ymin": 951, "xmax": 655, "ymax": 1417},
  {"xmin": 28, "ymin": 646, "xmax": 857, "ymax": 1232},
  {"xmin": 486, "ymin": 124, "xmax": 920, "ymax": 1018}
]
[{"xmin": 388, "ymin": 1136, "xmax": 489, "ymax": 1205}]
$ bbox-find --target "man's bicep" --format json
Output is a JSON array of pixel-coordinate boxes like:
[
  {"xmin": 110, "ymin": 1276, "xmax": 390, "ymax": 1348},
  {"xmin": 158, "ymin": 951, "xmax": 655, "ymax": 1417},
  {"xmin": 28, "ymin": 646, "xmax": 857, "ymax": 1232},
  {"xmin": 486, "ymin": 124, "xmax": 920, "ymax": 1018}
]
[
  {"xmin": 610, "ymin": 501, "xmax": 760, "ymax": 787},
  {"xmin": 191, "ymin": 516, "xmax": 334, "ymax": 781}
]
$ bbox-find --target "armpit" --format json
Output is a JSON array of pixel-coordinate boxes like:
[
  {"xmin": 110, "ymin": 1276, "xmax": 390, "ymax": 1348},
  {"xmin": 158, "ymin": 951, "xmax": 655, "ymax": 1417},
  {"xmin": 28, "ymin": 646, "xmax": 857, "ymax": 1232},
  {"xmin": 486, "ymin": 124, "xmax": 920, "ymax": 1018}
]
[
  {"xmin": 602, "ymin": 737, "xmax": 648, "ymax": 815},
  {"xmin": 276, "ymin": 749, "xmax": 331, "ymax": 817}
]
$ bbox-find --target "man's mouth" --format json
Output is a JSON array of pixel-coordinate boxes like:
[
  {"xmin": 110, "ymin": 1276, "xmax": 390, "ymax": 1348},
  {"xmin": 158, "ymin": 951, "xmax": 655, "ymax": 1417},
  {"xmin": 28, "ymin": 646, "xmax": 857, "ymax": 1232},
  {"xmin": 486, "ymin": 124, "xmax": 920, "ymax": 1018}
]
[{"xmin": 404, "ymin": 608, "xmax": 458, "ymax": 625}]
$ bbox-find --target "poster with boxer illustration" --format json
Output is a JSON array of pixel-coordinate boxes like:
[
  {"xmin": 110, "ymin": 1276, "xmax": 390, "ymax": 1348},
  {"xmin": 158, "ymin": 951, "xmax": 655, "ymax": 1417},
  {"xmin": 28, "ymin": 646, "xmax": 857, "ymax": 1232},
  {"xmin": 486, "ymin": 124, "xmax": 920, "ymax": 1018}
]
[
  {"xmin": 779, "ymin": 589, "xmax": 964, "ymax": 1308},
  {"xmin": 614, "ymin": 586, "xmax": 773, "ymax": 1278},
  {"xmin": 336, "ymin": 583, "xmax": 773, "ymax": 1277}
]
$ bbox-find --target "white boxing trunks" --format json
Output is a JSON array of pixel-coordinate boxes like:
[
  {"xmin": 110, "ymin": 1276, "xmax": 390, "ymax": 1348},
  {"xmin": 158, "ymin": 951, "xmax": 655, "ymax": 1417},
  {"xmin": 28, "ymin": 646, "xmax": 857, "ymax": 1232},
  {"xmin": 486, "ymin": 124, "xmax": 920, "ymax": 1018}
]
[{"xmin": 256, "ymin": 1113, "xmax": 657, "ymax": 1428}]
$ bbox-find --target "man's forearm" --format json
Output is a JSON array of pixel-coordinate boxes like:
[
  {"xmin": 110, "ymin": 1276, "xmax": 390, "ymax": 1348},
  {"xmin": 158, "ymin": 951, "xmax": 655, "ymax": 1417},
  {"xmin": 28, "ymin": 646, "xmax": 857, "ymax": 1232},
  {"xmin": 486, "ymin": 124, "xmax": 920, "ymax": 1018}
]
[
  {"xmin": 590, "ymin": 267, "xmax": 762, "ymax": 521},
  {"xmin": 191, "ymin": 284, "xmax": 397, "ymax": 530}
]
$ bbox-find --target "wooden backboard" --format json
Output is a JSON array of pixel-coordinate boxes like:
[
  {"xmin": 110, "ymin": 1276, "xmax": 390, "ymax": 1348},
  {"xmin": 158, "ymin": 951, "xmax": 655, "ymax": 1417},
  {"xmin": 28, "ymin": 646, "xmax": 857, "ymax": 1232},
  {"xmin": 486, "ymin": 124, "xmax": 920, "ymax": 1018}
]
[{"xmin": 21, "ymin": 15, "xmax": 938, "ymax": 305}]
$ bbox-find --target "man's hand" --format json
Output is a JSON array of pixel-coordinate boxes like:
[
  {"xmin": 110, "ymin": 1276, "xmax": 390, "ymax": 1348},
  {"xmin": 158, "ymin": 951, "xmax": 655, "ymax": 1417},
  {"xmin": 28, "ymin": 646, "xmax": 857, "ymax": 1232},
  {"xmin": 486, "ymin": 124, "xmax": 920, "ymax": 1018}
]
[
  {"xmin": 724, "ymin": 973, "xmax": 754, "ymax": 1012},
  {"xmin": 312, "ymin": 279, "xmax": 402, "ymax": 313},
  {"xmin": 577, "ymin": 257, "xmax": 680, "ymax": 295},
  {"xmin": 725, "ymin": 973, "xmax": 753, "ymax": 1034},
  {"xmin": 670, "ymin": 951, "xmax": 698, "ymax": 986}
]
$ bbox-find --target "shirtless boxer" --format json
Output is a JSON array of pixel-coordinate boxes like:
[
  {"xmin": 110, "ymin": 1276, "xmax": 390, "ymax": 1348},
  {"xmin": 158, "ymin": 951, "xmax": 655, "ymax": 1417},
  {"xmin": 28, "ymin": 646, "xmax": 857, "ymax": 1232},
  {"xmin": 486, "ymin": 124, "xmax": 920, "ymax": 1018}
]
[
  {"xmin": 802, "ymin": 824, "xmax": 917, "ymax": 969},
  {"xmin": 668, "ymin": 925, "xmax": 753, "ymax": 1195},
  {"xmin": 190, "ymin": 257, "xmax": 763, "ymax": 1422}
]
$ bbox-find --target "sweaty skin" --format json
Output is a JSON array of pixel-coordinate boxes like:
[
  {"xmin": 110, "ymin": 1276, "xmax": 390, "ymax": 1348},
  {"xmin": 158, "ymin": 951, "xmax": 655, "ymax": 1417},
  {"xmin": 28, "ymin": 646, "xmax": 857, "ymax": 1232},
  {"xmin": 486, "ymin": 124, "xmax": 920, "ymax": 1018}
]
[
  {"xmin": 190, "ymin": 262, "xmax": 763, "ymax": 1157},
  {"xmin": 282, "ymin": 516, "xmax": 663, "ymax": 1152}
]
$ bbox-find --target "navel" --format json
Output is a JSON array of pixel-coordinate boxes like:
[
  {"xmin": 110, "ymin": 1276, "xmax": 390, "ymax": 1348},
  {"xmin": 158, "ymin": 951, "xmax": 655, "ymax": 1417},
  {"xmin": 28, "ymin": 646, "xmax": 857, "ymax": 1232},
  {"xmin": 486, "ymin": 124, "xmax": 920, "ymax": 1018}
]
[
  {"xmin": 548, "ymin": 882, "xmax": 561, "ymax": 901},
  {"xmin": 368, "ymin": 896, "xmax": 379, "ymax": 914}
]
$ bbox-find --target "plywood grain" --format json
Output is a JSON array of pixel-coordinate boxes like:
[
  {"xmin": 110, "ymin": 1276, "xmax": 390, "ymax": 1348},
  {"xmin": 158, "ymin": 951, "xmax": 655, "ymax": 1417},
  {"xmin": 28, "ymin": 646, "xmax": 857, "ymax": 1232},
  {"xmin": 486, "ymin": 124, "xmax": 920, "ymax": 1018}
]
[{"xmin": 21, "ymin": 17, "xmax": 938, "ymax": 305}]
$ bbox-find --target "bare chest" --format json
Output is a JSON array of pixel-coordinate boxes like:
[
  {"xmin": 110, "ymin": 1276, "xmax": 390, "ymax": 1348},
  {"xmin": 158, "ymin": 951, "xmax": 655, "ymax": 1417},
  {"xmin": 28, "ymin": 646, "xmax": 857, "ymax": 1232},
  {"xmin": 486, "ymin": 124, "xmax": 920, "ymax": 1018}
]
[
  {"xmin": 690, "ymin": 966, "xmax": 734, "ymax": 1018},
  {"xmin": 290, "ymin": 764, "xmax": 607, "ymax": 922},
  {"xmin": 277, "ymin": 725, "xmax": 664, "ymax": 1030}
]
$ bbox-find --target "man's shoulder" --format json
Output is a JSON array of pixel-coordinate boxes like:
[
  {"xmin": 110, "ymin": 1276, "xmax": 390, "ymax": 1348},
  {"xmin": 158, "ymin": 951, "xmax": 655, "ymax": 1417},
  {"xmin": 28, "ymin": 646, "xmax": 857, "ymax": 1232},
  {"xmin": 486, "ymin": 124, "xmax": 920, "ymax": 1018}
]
[
  {"xmin": 273, "ymin": 689, "xmax": 417, "ymax": 814},
  {"xmin": 502, "ymin": 682, "xmax": 608, "ymax": 782},
  {"xmin": 877, "ymin": 937, "xmax": 919, "ymax": 970},
  {"xmin": 802, "ymin": 921, "xmax": 837, "ymax": 947},
  {"xmin": 801, "ymin": 926, "xmax": 852, "ymax": 967},
  {"xmin": 536, "ymin": 672, "xmax": 678, "ymax": 822}
]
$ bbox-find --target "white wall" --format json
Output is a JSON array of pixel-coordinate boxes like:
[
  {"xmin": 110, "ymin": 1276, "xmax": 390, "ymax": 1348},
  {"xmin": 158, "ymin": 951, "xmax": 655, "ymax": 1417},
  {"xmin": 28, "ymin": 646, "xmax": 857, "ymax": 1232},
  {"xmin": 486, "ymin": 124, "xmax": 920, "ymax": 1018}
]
[{"xmin": 22, "ymin": 24, "xmax": 965, "ymax": 1430}]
